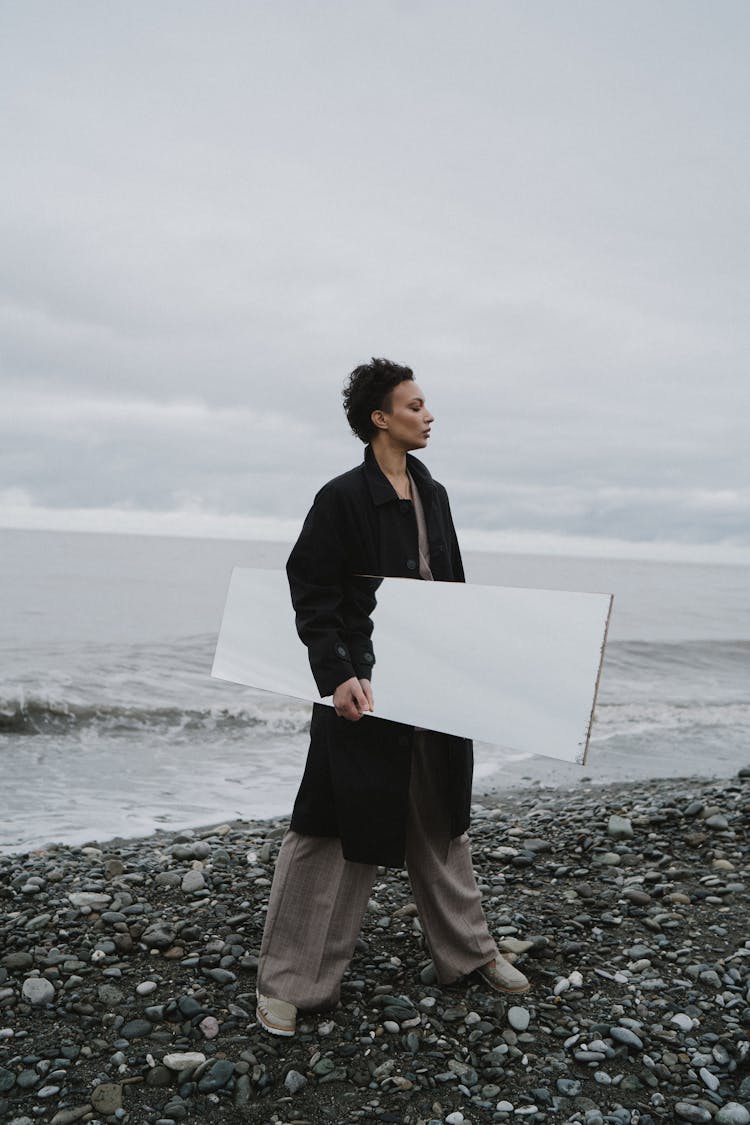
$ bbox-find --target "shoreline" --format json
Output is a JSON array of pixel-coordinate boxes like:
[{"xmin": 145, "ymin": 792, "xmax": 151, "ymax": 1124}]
[
  {"xmin": 5, "ymin": 753, "xmax": 747, "ymax": 861},
  {"xmin": 1, "ymin": 769, "xmax": 749, "ymax": 1125}
]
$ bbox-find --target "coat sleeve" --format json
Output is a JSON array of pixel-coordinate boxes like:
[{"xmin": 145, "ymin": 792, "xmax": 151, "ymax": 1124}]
[{"xmin": 286, "ymin": 486, "xmax": 376, "ymax": 697}]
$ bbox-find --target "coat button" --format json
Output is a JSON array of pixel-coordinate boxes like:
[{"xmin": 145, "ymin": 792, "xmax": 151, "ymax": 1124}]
[
  {"xmin": 362, "ymin": 652, "xmax": 374, "ymax": 664},
  {"xmin": 335, "ymin": 644, "xmax": 347, "ymax": 658},
  {"xmin": 406, "ymin": 559, "xmax": 417, "ymax": 570}
]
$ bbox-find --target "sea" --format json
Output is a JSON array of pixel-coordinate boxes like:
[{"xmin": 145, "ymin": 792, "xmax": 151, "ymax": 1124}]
[{"xmin": 1, "ymin": 528, "xmax": 748, "ymax": 855}]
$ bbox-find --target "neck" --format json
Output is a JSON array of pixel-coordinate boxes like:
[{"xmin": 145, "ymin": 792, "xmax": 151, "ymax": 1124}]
[{"xmin": 371, "ymin": 439, "xmax": 408, "ymax": 482}]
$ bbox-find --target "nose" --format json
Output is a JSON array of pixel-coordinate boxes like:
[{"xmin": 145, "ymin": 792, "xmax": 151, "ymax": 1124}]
[{"xmin": 425, "ymin": 408, "xmax": 434, "ymax": 424}]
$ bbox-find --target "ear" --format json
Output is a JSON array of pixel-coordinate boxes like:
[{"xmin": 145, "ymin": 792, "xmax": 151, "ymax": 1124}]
[{"xmin": 370, "ymin": 409, "xmax": 389, "ymax": 432}]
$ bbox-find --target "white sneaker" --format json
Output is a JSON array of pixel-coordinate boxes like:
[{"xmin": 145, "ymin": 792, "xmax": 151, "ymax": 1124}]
[
  {"xmin": 256, "ymin": 993, "xmax": 297, "ymax": 1037},
  {"xmin": 475, "ymin": 955, "xmax": 531, "ymax": 995}
]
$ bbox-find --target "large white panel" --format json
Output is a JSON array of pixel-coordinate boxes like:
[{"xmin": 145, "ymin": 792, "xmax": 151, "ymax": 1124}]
[{"xmin": 211, "ymin": 569, "xmax": 612, "ymax": 764}]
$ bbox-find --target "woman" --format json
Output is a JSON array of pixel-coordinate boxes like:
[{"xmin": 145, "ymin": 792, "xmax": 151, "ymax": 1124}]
[{"xmin": 256, "ymin": 358, "xmax": 530, "ymax": 1037}]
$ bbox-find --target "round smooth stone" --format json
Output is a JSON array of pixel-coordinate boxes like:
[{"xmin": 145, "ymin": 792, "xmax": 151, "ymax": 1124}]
[{"xmin": 21, "ymin": 978, "xmax": 55, "ymax": 1006}]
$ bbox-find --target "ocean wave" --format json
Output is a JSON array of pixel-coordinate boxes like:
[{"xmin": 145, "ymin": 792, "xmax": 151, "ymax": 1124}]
[
  {"xmin": 592, "ymin": 698, "xmax": 750, "ymax": 741},
  {"xmin": 604, "ymin": 638, "xmax": 750, "ymax": 668},
  {"xmin": 0, "ymin": 695, "xmax": 312, "ymax": 737}
]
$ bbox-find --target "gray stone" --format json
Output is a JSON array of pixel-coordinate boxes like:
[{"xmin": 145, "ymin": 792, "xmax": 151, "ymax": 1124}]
[
  {"xmin": 68, "ymin": 892, "xmax": 111, "ymax": 909},
  {"xmin": 141, "ymin": 925, "xmax": 175, "ymax": 950},
  {"xmin": 699, "ymin": 1066, "xmax": 719, "ymax": 1092},
  {"xmin": 0, "ymin": 1065, "xmax": 16, "ymax": 1092},
  {"xmin": 608, "ymin": 814, "xmax": 633, "ymax": 839},
  {"xmin": 284, "ymin": 1069, "xmax": 307, "ymax": 1094},
  {"xmin": 91, "ymin": 1083, "xmax": 122, "ymax": 1115},
  {"xmin": 120, "ymin": 1018, "xmax": 153, "ymax": 1039},
  {"xmin": 21, "ymin": 977, "xmax": 55, "ymax": 1005},
  {"xmin": 675, "ymin": 1105, "xmax": 713, "ymax": 1124},
  {"xmin": 197, "ymin": 1059, "xmax": 234, "ymax": 1092},
  {"xmin": 2, "ymin": 952, "xmax": 33, "ymax": 970},
  {"xmin": 234, "ymin": 1073, "xmax": 251, "ymax": 1105},
  {"xmin": 715, "ymin": 1105, "xmax": 750, "ymax": 1125},
  {"xmin": 610, "ymin": 1025, "xmax": 644, "ymax": 1050},
  {"xmin": 507, "ymin": 1005, "xmax": 530, "ymax": 1031},
  {"xmin": 420, "ymin": 960, "xmax": 437, "ymax": 984},
  {"xmin": 145, "ymin": 1066, "xmax": 172, "ymax": 1087},
  {"xmin": 177, "ymin": 995, "xmax": 204, "ymax": 1018},
  {"xmin": 162, "ymin": 1052, "xmax": 206, "ymax": 1071},
  {"xmin": 51, "ymin": 1109, "xmax": 92, "ymax": 1125},
  {"xmin": 181, "ymin": 869, "xmax": 205, "ymax": 893},
  {"xmin": 623, "ymin": 888, "xmax": 651, "ymax": 905},
  {"xmin": 201, "ymin": 967, "xmax": 236, "ymax": 985},
  {"xmin": 16, "ymin": 1069, "xmax": 39, "ymax": 1089},
  {"xmin": 626, "ymin": 943, "xmax": 655, "ymax": 958},
  {"xmin": 557, "ymin": 1078, "xmax": 583, "ymax": 1097},
  {"xmin": 153, "ymin": 871, "xmax": 181, "ymax": 887},
  {"xmin": 97, "ymin": 983, "xmax": 125, "ymax": 1005}
]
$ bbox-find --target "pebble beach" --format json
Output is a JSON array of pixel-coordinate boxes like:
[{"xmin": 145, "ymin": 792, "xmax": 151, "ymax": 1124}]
[{"xmin": 2, "ymin": 770, "xmax": 749, "ymax": 1125}]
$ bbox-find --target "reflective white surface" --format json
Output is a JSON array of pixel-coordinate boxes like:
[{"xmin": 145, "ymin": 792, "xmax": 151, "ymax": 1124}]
[{"xmin": 211, "ymin": 568, "xmax": 612, "ymax": 764}]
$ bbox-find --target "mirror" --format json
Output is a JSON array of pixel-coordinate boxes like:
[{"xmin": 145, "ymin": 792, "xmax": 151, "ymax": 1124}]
[{"xmin": 212, "ymin": 568, "xmax": 612, "ymax": 764}]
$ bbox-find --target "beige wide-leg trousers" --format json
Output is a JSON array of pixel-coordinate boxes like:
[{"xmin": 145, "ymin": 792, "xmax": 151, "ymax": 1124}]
[{"xmin": 257, "ymin": 732, "xmax": 498, "ymax": 1010}]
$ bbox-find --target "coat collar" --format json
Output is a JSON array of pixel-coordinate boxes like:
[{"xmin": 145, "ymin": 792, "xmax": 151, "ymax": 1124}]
[{"xmin": 362, "ymin": 442, "xmax": 436, "ymax": 507}]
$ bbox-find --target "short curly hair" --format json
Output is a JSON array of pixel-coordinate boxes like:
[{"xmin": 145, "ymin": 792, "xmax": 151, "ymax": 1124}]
[{"xmin": 342, "ymin": 357, "xmax": 414, "ymax": 443}]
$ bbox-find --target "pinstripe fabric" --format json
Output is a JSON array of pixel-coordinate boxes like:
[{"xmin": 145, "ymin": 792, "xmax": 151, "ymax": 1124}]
[{"xmin": 257, "ymin": 731, "xmax": 498, "ymax": 1010}]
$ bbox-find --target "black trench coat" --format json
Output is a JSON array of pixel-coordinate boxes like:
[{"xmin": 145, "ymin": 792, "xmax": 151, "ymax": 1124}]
[{"xmin": 286, "ymin": 443, "xmax": 473, "ymax": 867}]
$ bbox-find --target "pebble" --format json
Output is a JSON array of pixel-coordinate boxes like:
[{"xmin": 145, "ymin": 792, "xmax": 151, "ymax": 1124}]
[
  {"xmin": 284, "ymin": 1069, "xmax": 307, "ymax": 1093},
  {"xmin": 507, "ymin": 1006, "xmax": 530, "ymax": 1031},
  {"xmin": 557, "ymin": 1078, "xmax": 582, "ymax": 1097},
  {"xmin": 675, "ymin": 1104, "xmax": 713, "ymax": 1124},
  {"xmin": 90, "ymin": 1083, "xmax": 122, "ymax": 1114},
  {"xmin": 198, "ymin": 1015, "xmax": 219, "ymax": 1039},
  {"xmin": 67, "ymin": 892, "xmax": 111, "ymax": 909},
  {"xmin": 21, "ymin": 977, "xmax": 55, "ymax": 1005},
  {"xmin": 180, "ymin": 869, "xmax": 205, "ymax": 893},
  {"xmin": 0, "ymin": 775, "xmax": 747, "ymax": 1125},
  {"xmin": 607, "ymin": 814, "xmax": 633, "ymax": 839},
  {"xmin": 699, "ymin": 1066, "xmax": 720, "ymax": 1091},
  {"xmin": 610, "ymin": 1025, "xmax": 644, "ymax": 1050},
  {"xmin": 162, "ymin": 1052, "xmax": 206, "ymax": 1071},
  {"xmin": 715, "ymin": 1105, "xmax": 750, "ymax": 1125}
]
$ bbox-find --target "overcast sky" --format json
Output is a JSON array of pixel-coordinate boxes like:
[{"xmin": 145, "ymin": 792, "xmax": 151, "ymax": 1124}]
[{"xmin": 2, "ymin": 1, "xmax": 748, "ymax": 557}]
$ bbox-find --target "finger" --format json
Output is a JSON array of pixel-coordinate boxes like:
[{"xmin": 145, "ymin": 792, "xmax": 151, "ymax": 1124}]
[
  {"xmin": 361, "ymin": 680, "xmax": 374, "ymax": 711},
  {"xmin": 350, "ymin": 682, "xmax": 369, "ymax": 713},
  {"xmin": 343, "ymin": 699, "xmax": 363, "ymax": 721}
]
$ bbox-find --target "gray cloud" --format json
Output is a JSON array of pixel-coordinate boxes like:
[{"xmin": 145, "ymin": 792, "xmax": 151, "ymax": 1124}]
[{"xmin": 1, "ymin": 1, "xmax": 749, "ymax": 550}]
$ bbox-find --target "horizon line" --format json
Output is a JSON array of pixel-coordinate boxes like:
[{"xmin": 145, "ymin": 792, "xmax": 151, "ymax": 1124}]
[{"xmin": 1, "ymin": 503, "xmax": 749, "ymax": 566}]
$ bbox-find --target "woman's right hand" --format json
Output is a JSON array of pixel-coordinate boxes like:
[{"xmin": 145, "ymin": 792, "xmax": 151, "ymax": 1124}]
[{"xmin": 333, "ymin": 677, "xmax": 374, "ymax": 721}]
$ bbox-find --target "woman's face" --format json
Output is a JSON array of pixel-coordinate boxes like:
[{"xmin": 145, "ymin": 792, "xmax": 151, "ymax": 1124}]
[{"xmin": 373, "ymin": 380, "xmax": 434, "ymax": 450}]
